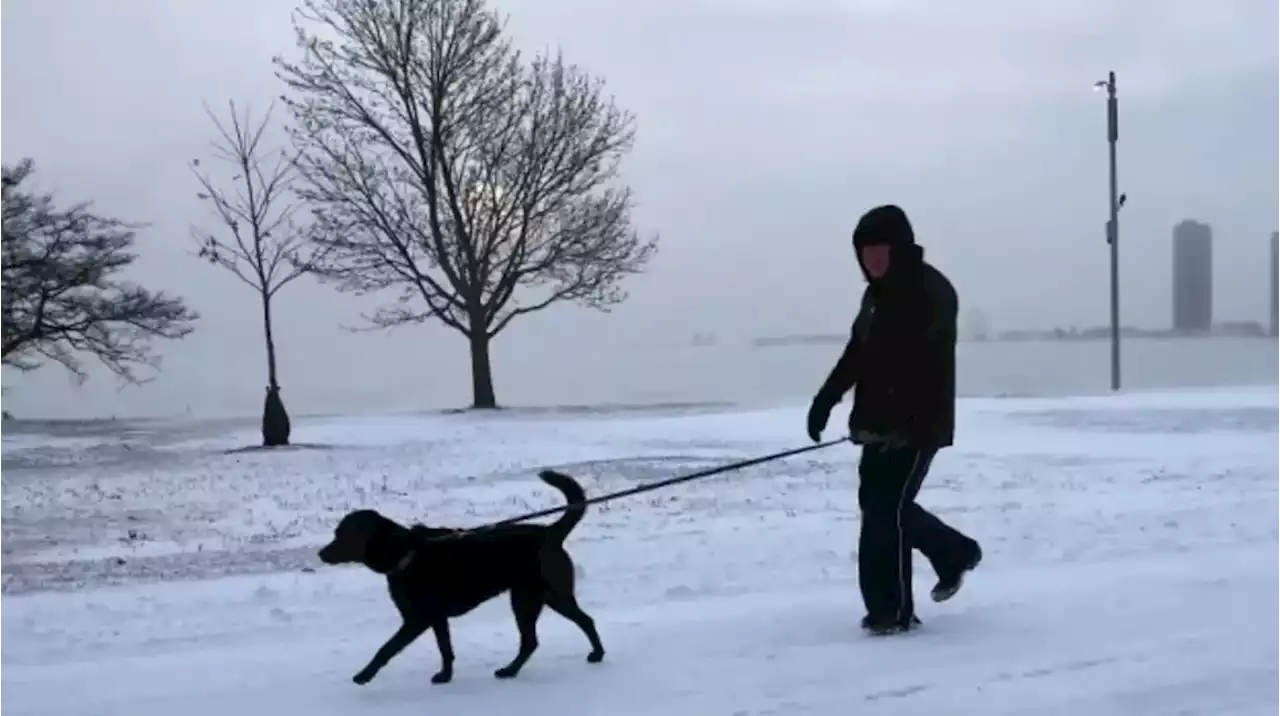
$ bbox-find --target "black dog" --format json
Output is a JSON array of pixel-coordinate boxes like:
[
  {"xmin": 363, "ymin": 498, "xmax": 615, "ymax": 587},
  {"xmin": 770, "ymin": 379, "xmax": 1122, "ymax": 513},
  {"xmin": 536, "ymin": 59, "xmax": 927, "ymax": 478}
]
[{"xmin": 318, "ymin": 469, "xmax": 605, "ymax": 686}]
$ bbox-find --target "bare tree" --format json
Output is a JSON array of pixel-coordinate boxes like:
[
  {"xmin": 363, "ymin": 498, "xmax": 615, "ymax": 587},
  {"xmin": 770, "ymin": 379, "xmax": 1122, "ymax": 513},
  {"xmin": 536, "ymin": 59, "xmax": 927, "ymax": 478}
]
[
  {"xmin": 275, "ymin": 0, "xmax": 658, "ymax": 409},
  {"xmin": 2, "ymin": 159, "xmax": 198, "ymax": 383},
  {"xmin": 190, "ymin": 100, "xmax": 317, "ymax": 446}
]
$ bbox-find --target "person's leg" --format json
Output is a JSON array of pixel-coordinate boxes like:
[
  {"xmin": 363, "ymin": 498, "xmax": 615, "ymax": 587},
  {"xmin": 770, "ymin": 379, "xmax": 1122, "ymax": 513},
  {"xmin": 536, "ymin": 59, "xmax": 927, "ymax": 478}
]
[
  {"xmin": 893, "ymin": 454, "xmax": 982, "ymax": 603},
  {"xmin": 857, "ymin": 444, "xmax": 934, "ymax": 632}
]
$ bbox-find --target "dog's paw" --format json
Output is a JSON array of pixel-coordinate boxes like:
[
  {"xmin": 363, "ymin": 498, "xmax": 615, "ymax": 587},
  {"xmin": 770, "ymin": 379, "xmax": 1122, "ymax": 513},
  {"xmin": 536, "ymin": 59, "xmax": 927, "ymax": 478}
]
[
  {"xmin": 352, "ymin": 669, "xmax": 376, "ymax": 686},
  {"xmin": 493, "ymin": 666, "xmax": 520, "ymax": 680},
  {"xmin": 430, "ymin": 671, "xmax": 452, "ymax": 685},
  {"xmin": 587, "ymin": 650, "xmax": 605, "ymax": 664}
]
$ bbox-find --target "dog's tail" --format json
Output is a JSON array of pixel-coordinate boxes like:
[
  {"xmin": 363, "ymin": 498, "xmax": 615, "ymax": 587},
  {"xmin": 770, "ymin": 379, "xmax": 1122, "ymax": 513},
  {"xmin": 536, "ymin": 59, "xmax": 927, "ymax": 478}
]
[{"xmin": 538, "ymin": 469, "xmax": 588, "ymax": 544}]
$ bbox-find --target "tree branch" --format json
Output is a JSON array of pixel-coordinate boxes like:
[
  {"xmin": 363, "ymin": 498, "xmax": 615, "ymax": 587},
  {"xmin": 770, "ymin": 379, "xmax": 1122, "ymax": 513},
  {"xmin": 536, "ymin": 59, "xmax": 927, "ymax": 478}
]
[
  {"xmin": 190, "ymin": 99, "xmax": 324, "ymax": 298},
  {"xmin": 2, "ymin": 160, "xmax": 198, "ymax": 383},
  {"xmin": 275, "ymin": 0, "xmax": 657, "ymax": 345}
]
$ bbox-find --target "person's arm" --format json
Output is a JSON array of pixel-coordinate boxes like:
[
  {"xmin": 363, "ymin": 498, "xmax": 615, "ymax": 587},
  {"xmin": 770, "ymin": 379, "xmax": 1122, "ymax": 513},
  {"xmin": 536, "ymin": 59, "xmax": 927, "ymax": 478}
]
[
  {"xmin": 814, "ymin": 289, "xmax": 873, "ymax": 406},
  {"xmin": 904, "ymin": 269, "xmax": 957, "ymax": 434},
  {"xmin": 921, "ymin": 271, "xmax": 958, "ymax": 343}
]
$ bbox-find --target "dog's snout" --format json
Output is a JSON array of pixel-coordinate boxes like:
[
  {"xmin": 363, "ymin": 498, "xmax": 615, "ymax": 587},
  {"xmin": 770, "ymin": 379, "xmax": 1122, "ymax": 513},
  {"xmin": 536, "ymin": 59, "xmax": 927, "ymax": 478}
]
[{"xmin": 318, "ymin": 542, "xmax": 338, "ymax": 563}]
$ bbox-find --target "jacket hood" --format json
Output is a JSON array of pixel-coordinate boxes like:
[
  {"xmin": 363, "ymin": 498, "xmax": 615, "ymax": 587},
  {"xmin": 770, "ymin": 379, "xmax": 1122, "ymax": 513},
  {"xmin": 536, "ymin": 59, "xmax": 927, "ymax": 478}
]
[{"xmin": 852, "ymin": 204, "xmax": 923, "ymax": 283}]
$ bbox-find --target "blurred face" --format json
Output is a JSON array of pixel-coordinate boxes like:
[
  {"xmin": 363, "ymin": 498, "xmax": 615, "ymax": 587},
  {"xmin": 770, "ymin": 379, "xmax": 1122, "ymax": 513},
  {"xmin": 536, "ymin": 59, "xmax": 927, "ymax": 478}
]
[{"xmin": 859, "ymin": 244, "xmax": 891, "ymax": 279}]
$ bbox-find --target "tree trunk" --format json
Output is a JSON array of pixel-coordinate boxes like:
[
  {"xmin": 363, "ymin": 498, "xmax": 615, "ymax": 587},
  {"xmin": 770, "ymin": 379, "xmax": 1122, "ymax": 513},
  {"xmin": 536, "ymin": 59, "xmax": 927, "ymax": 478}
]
[
  {"xmin": 468, "ymin": 331, "xmax": 498, "ymax": 409},
  {"xmin": 262, "ymin": 386, "xmax": 291, "ymax": 446},
  {"xmin": 262, "ymin": 289, "xmax": 281, "ymax": 391},
  {"xmin": 260, "ymin": 292, "xmax": 291, "ymax": 446}
]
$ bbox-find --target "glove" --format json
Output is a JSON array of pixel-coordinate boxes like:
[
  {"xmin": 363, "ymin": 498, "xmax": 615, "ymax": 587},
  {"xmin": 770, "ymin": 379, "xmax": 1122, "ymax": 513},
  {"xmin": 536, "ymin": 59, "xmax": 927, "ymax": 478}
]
[{"xmin": 806, "ymin": 397, "xmax": 834, "ymax": 443}]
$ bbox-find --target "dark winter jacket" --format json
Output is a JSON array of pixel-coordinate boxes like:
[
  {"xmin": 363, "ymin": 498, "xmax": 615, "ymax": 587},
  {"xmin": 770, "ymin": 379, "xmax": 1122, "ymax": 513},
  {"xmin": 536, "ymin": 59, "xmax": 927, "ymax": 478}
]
[{"xmin": 814, "ymin": 205, "xmax": 958, "ymax": 449}]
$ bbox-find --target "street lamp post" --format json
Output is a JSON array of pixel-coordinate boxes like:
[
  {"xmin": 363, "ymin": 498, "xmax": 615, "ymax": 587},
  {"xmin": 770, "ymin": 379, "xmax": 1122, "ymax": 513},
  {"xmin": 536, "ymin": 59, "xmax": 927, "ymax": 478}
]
[{"xmin": 1094, "ymin": 71, "xmax": 1121, "ymax": 392}]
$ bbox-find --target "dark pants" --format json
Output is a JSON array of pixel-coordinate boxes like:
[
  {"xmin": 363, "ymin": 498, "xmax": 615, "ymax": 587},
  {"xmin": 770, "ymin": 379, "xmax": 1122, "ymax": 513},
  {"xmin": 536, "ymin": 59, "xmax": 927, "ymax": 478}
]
[{"xmin": 857, "ymin": 443, "xmax": 978, "ymax": 624}]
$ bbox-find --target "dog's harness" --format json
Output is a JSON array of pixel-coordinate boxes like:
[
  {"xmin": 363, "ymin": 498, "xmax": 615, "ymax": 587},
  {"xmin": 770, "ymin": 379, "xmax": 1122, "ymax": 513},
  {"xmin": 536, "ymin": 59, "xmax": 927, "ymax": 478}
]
[
  {"xmin": 388, "ymin": 550, "xmax": 416, "ymax": 575},
  {"xmin": 386, "ymin": 527, "xmax": 471, "ymax": 575}
]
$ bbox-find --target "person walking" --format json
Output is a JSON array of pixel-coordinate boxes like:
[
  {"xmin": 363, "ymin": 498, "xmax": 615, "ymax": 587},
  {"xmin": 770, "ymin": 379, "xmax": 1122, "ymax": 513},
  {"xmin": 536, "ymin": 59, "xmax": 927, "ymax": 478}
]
[{"xmin": 806, "ymin": 204, "xmax": 982, "ymax": 636}]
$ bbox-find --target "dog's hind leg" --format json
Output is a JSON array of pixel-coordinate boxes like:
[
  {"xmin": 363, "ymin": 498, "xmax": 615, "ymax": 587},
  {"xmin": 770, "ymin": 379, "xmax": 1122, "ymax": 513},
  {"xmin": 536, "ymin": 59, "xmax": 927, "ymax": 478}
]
[
  {"xmin": 494, "ymin": 587, "xmax": 543, "ymax": 680},
  {"xmin": 544, "ymin": 589, "xmax": 605, "ymax": 664},
  {"xmin": 541, "ymin": 549, "xmax": 605, "ymax": 664}
]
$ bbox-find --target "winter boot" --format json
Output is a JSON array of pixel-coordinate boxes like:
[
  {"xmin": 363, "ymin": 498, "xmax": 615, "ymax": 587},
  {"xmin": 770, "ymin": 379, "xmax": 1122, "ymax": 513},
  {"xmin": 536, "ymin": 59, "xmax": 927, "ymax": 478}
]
[
  {"xmin": 931, "ymin": 544, "xmax": 983, "ymax": 603},
  {"xmin": 861, "ymin": 613, "xmax": 922, "ymax": 636}
]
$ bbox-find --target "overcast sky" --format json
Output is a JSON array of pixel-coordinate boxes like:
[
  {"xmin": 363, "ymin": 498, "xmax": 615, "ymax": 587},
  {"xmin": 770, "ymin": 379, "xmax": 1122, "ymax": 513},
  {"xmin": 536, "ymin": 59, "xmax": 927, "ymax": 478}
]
[{"xmin": 3, "ymin": 0, "xmax": 1277, "ymax": 419}]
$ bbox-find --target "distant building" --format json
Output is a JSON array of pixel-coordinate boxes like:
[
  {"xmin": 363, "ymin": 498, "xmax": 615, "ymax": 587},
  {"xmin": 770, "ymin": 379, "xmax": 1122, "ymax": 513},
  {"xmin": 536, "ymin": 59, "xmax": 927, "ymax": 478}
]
[
  {"xmin": 1271, "ymin": 231, "xmax": 1278, "ymax": 337},
  {"xmin": 1171, "ymin": 220, "xmax": 1213, "ymax": 333}
]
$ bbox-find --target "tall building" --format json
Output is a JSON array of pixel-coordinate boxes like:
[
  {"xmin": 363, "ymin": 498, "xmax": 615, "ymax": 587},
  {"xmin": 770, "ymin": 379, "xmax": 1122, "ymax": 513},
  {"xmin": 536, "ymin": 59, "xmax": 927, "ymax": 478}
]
[
  {"xmin": 1171, "ymin": 220, "xmax": 1213, "ymax": 333},
  {"xmin": 1270, "ymin": 231, "xmax": 1278, "ymax": 337}
]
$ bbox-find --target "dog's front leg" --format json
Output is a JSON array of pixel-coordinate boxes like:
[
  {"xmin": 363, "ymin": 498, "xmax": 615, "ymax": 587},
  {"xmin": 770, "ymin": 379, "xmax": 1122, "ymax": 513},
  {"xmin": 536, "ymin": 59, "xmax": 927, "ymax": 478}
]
[
  {"xmin": 429, "ymin": 618, "xmax": 455, "ymax": 684},
  {"xmin": 352, "ymin": 619, "xmax": 429, "ymax": 685}
]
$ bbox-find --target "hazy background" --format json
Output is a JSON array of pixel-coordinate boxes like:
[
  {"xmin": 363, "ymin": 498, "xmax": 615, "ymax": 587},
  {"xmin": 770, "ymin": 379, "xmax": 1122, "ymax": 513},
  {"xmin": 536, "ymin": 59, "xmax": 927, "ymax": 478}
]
[{"xmin": 2, "ymin": 0, "xmax": 1277, "ymax": 420}]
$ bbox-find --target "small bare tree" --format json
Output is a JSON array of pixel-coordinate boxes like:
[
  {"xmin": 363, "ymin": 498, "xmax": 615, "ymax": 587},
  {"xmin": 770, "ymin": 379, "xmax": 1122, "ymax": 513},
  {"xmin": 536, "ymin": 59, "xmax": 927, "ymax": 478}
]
[
  {"xmin": 2, "ymin": 160, "xmax": 197, "ymax": 383},
  {"xmin": 275, "ymin": 0, "xmax": 658, "ymax": 409},
  {"xmin": 190, "ymin": 100, "xmax": 316, "ymax": 446}
]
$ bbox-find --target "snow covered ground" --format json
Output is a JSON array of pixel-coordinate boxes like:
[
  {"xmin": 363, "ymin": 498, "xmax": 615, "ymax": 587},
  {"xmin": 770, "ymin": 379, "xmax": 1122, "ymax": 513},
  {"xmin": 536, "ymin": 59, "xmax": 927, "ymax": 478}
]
[{"xmin": 2, "ymin": 387, "xmax": 1277, "ymax": 715}]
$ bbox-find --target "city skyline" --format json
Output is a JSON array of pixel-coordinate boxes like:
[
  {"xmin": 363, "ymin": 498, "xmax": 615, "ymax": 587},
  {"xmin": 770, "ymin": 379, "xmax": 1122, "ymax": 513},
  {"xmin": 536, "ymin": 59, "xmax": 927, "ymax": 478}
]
[
  {"xmin": 1167, "ymin": 219, "xmax": 1279, "ymax": 335},
  {"xmin": 3, "ymin": 0, "xmax": 1276, "ymax": 420}
]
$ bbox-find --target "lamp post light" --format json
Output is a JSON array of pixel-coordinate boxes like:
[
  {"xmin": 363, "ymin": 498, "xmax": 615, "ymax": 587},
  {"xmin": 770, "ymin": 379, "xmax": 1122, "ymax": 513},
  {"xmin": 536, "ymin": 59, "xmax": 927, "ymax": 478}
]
[{"xmin": 1093, "ymin": 71, "xmax": 1122, "ymax": 392}]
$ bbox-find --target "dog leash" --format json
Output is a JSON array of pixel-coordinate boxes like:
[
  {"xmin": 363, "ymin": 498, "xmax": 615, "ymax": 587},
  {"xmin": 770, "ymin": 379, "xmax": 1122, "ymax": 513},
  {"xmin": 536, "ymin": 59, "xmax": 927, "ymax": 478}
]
[{"xmin": 435, "ymin": 438, "xmax": 849, "ymax": 540}]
